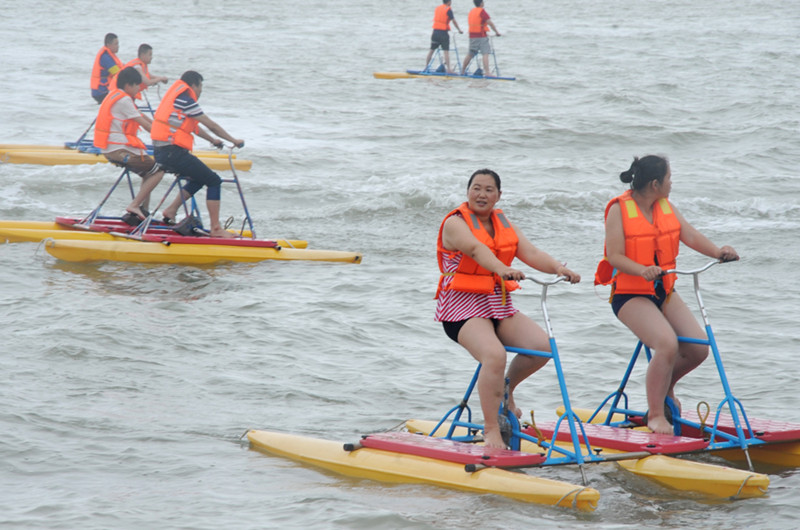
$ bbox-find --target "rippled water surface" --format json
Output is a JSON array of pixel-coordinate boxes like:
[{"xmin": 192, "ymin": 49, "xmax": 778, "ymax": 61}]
[{"xmin": 2, "ymin": 1, "xmax": 799, "ymax": 528}]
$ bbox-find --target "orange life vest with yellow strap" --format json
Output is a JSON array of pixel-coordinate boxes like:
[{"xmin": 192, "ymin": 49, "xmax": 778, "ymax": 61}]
[
  {"xmin": 150, "ymin": 80, "xmax": 199, "ymax": 150},
  {"xmin": 93, "ymin": 89, "xmax": 146, "ymax": 150},
  {"xmin": 113, "ymin": 57, "xmax": 150, "ymax": 99},
  {"xmin": 90, "ymin": 46, "xmax": 122, "ymax": 92},
  {"xmin": 595, "ymin": 190, "xmax": 681, "ymax": 296},
  {"xmin": 432, "ymin": 4, "xmax": 451, "ymax": 30},
  {"xmin": 468, "ymin": 7, "xmax": 488, "ymax": 36},
  {"xmin": 436, "ymin": 202, "xmax": 520, "ymax": 303}
]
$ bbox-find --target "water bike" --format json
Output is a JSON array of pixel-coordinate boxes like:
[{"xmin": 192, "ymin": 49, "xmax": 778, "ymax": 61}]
[
  {"xmin": 570, "ymin": 260, "xmax": 800, "ymax": 471},
  {"xmin": 246, "ymin": 273, "xmax": 769, "ymax": 510},
  {"xmin": 2, "ymin": 146, "xmax": 361, "ymax": 265},
  {"xmin": 374, "ymin": 34, "xmax": 515, "ymax": 81},
  {"xmin": 0, "ymin": 142, "xmax": 250, "ymax": 171},
  {"xmin": 1, "ymin": 91, "xmax": 250, "ymax": 171}
]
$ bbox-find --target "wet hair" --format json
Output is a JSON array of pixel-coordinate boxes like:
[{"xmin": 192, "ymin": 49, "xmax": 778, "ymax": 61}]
[
  {"xmin": 620, "ymin": 155, "xmax": 669, "ymax": 191},
  {"xmin": 138, "ymin": 43, "xmax": 153, "ymax": 57},
  {"xmin": 181, "ymin": 70, "xmax": 204, "ymax": 87},
  {"xmin": 116, "ymin": 66, "xmax": 142, "ymax": 88},
  {"xmin": 473, "ymin": 0, "xmax": 483, "ymax": 6},
  {"xmin": 467, "ymin": 168, "xmax": 501, "ymax": 191},
  {"xmin": 104, "ymin": 33, "xmax": 118, "ymax": 46}
]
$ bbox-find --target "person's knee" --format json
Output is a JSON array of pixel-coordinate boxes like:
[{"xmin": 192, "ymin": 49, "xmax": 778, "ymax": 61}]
[
  {"xmin": 206, "ymin": 184, "xmax": 222, "ymax": 201},
  {"xmin": 481, "ymin": 348, "xmax": 507, "ymax": 372},
  {"xmin": 654, "ymin": 336, "xmax": 680, "ymax": 359},
  {"xmin": 684, "ymin": 343, "xmax": 709, "ymax": 364}
]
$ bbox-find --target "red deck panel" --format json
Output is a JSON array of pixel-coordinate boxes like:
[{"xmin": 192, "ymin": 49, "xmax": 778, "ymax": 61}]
[
  {"xmin": 360, "ymin": 431, "xmax": 546, "ymax": 467},
  {"xmin": 531, "ymin": 421, "xmax": 708, "ymax": 454},
  {"xmin": 680, "ymin": 412, "xmax": 800, "ymax": 443}
]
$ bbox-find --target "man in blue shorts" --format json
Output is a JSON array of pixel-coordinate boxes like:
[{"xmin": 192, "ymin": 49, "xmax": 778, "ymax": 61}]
[
  {"xmin": 150, "ymin": 71, "xmax": 244, "ymax": 238},
  {"xmin": 425, "ymin": 0, "xmax": 463, "ymax": 73}
]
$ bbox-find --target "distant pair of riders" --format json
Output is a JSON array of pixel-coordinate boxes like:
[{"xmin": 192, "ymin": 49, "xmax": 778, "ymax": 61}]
[{"xmin": 424, "ymin": 0, "xmax": 501, "ymax": 76}]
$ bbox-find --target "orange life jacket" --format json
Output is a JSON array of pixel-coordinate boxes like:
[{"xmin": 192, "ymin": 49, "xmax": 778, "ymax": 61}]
[
  {"xmin": 115, "ymin": 57, "xmax": 150, "ymax": 99},
  {"xmin": 150, "ymin": 80, "xmax": 199, "ymax": 150},
  {"xmin": 468, "ymin": 7, "xmax": 488, "ymax": 37},
  {"xmin": 93, "ymin": 89, "xmax": 146, "ymax": 151},
  {"xmin": 595, "ymin": 190, "xmax": 681, "ymax": 296},
  {"xmin": 90, "ymin": 46, "xmax": 123, "ymax": 92},
  {"xmin": 436, "ymin": 202, "xmax": 520, "ymax": 302},
  {"xmin": 432, "ymin": 4, "xmax": 451, "ymax": 31}
]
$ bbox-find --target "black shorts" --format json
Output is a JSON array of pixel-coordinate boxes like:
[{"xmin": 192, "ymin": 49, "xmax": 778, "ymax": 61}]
[
  {"xmin": 430, "ymin": 29, "xmax": 450, "ymax": 51},
  {"xmin": 442, "ymin": 317, "xmax": 500, "ymax": 343},
  {"xmin": 611, "ymin": 283, "xmax": 669, "ymax": 316}
]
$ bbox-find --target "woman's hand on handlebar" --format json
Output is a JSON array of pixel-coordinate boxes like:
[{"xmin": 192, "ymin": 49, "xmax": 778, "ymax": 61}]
[
  {"xmin": 641, "ymin": 265, "xmax": 664, "ymax": 281},
  {"xmin": 555, "ymin": 265, "xmax": 581, "ymax": 284},
  {"xmin": 718, "ymin": 245, "xmax": 739, "ymax": 262},
  {"xmin": 498, "ymin": 267, "xmax": 526, "ymax": 281}
]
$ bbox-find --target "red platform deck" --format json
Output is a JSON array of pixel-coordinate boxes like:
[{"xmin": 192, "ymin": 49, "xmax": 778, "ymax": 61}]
[
  {"xmin": 532, "ymin": 421, "xmax": 708, "ymax": 454},
  {"xmin": 360, "ymin": 431, "xmax": 546, "ymax": 467}
]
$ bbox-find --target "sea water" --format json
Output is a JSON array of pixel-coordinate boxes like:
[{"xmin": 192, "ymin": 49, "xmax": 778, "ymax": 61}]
[{"xmin": 1, "ymin": 1, "xmax": 799, "ymax": 528}]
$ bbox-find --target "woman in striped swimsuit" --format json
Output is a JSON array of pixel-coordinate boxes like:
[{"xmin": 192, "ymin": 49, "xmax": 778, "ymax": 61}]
[{"xmin": 435, "ymin": 169, "xmax": 580, "ymax": 450}]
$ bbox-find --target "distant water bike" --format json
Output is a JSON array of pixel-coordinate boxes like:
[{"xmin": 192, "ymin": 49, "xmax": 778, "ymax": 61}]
[
  {"xmin": 67, "ymin": 84, "xmax": 159, "ymax": 153},
  {"xmin": 373, "ymin": 34, "xmax": 516, "ymax": 81},
  {"xmin": 0, "ymin": 144, "xmax": 363, "ymax": 264}
]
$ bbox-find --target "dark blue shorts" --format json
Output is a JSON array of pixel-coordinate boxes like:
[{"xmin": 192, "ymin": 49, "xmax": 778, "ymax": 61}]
[
  {"xmin": 611, "ymin": 283, "xmax": 668, "ymax": 317},
  {"xmin": 154, "ymin": 145, "xmax": 222, "ymax": 200},
  {"xmin": 442, "ymin": 317, "xmax": 500, "ymax": 343},
  {"xmin": 430, "ymin": 29, "xmax": 450, "ymax": 51}
]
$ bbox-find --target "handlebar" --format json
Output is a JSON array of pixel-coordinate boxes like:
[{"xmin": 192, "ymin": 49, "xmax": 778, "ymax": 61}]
[
  {"xmin": 662, "ymin": 259, "xmax": 736, "ymax": 325},
  {"xmin": 215, "ymin": 142, "xmax": 245, "ymax": 150},
  {"xmin": 523, "ymin": 275, "xmax": 567, "ymax": 287},
  {"xmin": 519, "ymin": 275, "xmax": 569, "ymax": 340},
  {"xmin": 663, "ymin": 259, "xmax": 725, "ymax": 276}
]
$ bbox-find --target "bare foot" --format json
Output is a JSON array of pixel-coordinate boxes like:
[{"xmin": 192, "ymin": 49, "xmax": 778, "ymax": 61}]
[
  {"xmin": 483, "ymin": 428, "xmax": 507, "ymax": 450},
  {"xmin": 125, "ymin": 206, "xmax": 146, "ymax": 220},
  {"xmin": 161, "ymin": 211, "xmax": 177, "ymax": 224},
  {"xmin": 506, "ymin": 395, "xmax": 522, "ymax": 419},
  {"xmin": 647, "ymin": 415, "xmax": 673, "ymax": 435},
  {"xmin": 667, "ymin": 392, "xmax": 682, "ymax": 416},
  {"xmin": 210, "ymin": 227, "xmax": 237, "ymax": 239}
]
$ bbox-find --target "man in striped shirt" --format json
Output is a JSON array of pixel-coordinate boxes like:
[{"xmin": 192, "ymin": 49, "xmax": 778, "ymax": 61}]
[{"xmin": 151, "ymin": 71, "xmax": 243, "ymax": 238}]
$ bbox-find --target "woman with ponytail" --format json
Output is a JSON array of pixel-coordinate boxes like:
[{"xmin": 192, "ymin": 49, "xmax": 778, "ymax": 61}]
[{"xmin": 595, "ymin": 155, "xmax": 739, "ymax": 434}]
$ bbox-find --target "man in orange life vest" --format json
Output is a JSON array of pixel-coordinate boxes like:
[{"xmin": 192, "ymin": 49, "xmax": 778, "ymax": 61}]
[
  {"xmin": 425, "ymin": 0, "xmax": 463, "ymax": 74},
  {"xmin": 116, "ymin": 44, "xmax": 169, "ymax": 99},
  {"xmin": 94, "ymin": 67, "xmax": 166, "ymax": 224},
  {"xmin": 460, "ymin": 0, "xmax": 501, "ymax": 76},
  {"xmin": 91, "ymin": 33, "xmax": 123, "ymax": 104},
  {"xmin": 151, "ymin": 71, "xmax": 244, "ymax": 238}
]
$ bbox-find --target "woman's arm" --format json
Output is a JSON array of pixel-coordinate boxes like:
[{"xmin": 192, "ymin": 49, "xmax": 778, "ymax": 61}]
[
  {"xmin": 674, "ymin": 206, "xmax": 739, "ymax": 261},
  {"xmin": 514, "ymin": 223, "xmax": 580, "ymax": 283},
  {"xmin": 442, "ymin": 215, "xmax": 525, "ymax": 280}
]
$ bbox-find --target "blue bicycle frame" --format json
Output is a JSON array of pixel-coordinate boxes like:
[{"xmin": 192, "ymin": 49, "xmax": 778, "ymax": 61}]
[
  {"xmin": 429, "ymin": 275, "xmax": 603, "ymax": 484},
  {"xmin": 588, "ymin": 260, "xmax": 763, "ymax": 470},
  {"xmin": 423, "ymin": 31, "xmax": 461, "ymax": 74}
]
